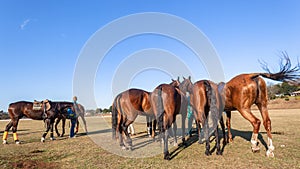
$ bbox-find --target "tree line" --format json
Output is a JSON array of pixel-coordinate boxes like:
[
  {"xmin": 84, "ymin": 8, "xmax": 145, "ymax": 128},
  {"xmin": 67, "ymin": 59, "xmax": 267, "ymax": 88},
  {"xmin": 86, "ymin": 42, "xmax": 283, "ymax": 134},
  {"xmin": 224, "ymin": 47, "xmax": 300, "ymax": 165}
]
[{"xmin": 267, "ymin": 82, "xmax": 299, "ymax": 100}]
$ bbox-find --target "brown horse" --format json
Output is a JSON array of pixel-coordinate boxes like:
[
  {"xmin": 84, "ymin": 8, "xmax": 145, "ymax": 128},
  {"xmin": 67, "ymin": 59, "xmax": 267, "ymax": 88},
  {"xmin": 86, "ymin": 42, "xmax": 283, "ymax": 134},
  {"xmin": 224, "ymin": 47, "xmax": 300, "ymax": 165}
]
[
  {"xmin": 54, "ymin": 102, "xmax": 87, "ymax": 137},
  {"xmin": 220, "ymin": 55, "xmax": 300, "ymax": 157},
  {"xmin": 111, "ymin": 88, "xmax": 154, "ymax": 150},
  {"xmin": 2, "ymin": 100, "xmax": 57, "ymax": 144},
  {"xmin": 151, "ymin": 79, "xmax": 188, "ymax": 160},
  {"xmin": 180, "ymin": 77, "xmax": 226, "ymax": 156}
]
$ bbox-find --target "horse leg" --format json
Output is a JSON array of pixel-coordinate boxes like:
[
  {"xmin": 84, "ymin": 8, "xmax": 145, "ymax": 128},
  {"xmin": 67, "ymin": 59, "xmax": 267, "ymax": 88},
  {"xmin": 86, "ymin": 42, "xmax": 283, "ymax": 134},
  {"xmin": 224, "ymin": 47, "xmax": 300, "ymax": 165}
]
[
  {"xmin": 75, "ymin": 118, "xmax": 79, "ymax": 134},
  {"xmin": 219, "ymin": 115, "xmax": 227, "ymax": 146},
  {"xmin": 172, "ymin": 121, "xmax": 178, "ymax": 147},
  {"xmin": 50, "ymin": 120, "xmax": 56, "ymax": 140},
  {"xmin": 204, "ymin": 118, "xmax": 211, "ymax": 156},
  {"xmin": 61, "ymin": 118, "xmax": 66, "ymax": 137},
  {"xmin": 215, "ymin": 127, "xmax": 222, "ymax": 155},
  {"xmin": 12, "ymin": 119, "xmax": 20, "ymax": 144},
  {"xmin": 80, "ymin": 114, "xmax": 88, "ymax": 134},
  {"xmin": 257, "ymin": 104, "xmax": 274, "ymax": 157},
  {"xmin": 118, "ymin": 123, "xmax": 126, "ymax": 150},
  {"xmin": 146, "ymin": 116, "xmax": 152, "ymax": 137},
  {"xmin": 55, "ymin": 118, "xmax": 61, "ymax": 137},
  {"xmin": 196, "ymin": 120, "xmax": 202, "ymax": 144},
  {"xmin": 226, "ymin": 111, "xmax": 233, "ymax": 143},
  {"xmin": 238, "ymin": 108, "xmax": 261, "ymax": 153},
  {"xmin": 163, "ymin": 128, "xmax": 170, "ymax": 160},
  {"xmin": 181, "ymin": 113, "xmax": 186, "ymax": 144},
  {"xmin": 121, "ymin": 122, "xmax": 133, "ymax": 150},
  {"xmin": 122, "ymin": 122, "xmax": 133, "ymax": 150},
  {"xmin": 3, "ymin": 120, "xmax": 13, "ymax": 144},
  {"xmin": 152, "ymin": 119, "xmax": 157, "ymax": 138},
  {"xmin": 41, "ymin": 119, "xmax": 51, "ymax": 142}
]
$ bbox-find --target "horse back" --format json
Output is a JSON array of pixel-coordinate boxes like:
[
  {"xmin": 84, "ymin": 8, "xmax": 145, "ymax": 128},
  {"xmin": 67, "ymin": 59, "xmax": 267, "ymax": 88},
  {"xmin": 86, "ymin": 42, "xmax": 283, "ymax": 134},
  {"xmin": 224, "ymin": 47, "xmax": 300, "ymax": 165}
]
[{"xmin": 225, "ymin": 73, "xmax": 266, "ymax": 110}]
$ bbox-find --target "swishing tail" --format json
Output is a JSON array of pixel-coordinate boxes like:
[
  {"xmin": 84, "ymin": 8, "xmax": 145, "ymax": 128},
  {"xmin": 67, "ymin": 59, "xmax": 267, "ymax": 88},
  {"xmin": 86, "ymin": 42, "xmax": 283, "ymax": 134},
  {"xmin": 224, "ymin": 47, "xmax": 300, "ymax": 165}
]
[
  {"xmin": 203, "ymin": 80, "xmax": 220, "ymax": 141},
  {"xmin": 112, "ymin": 95, "xmax": 120, "ymax": 139},
  {"xmin": 256, "ymin": 53, "xmax": 300, "ymax": 84}
]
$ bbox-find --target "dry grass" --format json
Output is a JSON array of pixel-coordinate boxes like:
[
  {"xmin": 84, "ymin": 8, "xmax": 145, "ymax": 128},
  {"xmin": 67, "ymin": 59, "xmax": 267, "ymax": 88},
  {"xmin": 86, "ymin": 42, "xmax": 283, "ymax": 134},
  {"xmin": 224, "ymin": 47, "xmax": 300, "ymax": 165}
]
[{"xmin": 0, "ymin": 109, "xmax": 300, "ymax": 169}]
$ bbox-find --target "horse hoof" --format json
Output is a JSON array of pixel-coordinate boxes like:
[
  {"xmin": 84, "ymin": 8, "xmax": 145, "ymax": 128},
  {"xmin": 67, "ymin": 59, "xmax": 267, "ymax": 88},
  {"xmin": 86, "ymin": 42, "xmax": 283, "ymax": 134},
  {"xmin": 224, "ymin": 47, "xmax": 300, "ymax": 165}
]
[
  {"xmin": 15, "ymin": 140, "xmax": 20, "ymax": 144},
  {"xmin": 266, "ymin": 150, "xmax": 274, "ymax": 158},
  {"xmin": 251, "ymin": 147, "xmax": 260, "ymax": 153},
  {"xmin": 205, "ymin": 150, "xmax": 212, "ymax": 156},
  {"xmin": 50, "ymin": 137, "xmax": 56, "ymax": 141},
  {"xmin": 2, "ymin": 140, "xmax": 7, "ymax": 144},
  {"xmin": 216, "ymin": 151, "xmax": 222, "ymax": 155},
  {"xmin": 164, "ymin": 152, "xmax": 170, "ymax": 160},
  {"xmin": 121, "ymin": 146, "xmax": 127, "ymax": 150},
  {"xmin": 41, "ymin": 137, "xmax": 45, "ymax": 143},
  {"xmin": 173, "ymin": 143, "xmax": 178, "ymax": 147}
]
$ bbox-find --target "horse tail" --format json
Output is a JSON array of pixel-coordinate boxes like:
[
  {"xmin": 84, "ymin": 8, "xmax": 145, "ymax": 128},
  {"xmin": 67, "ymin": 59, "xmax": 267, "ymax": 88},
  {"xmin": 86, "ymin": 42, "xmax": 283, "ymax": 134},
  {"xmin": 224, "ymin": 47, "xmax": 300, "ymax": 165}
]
[
  {"xmin": 155, "ymin": 85, "xmax": 164, "ymax": 133},
  {"xmin": 203, "ymin": 80, "xmax": 219, "ymax": 141},
  {"xmin": 111, "ymin": 94, "xmax": 120, "ymax": 140},
  {"xmin": 252, "ymin": 54, "xmax": 300, "ymax": 84}
]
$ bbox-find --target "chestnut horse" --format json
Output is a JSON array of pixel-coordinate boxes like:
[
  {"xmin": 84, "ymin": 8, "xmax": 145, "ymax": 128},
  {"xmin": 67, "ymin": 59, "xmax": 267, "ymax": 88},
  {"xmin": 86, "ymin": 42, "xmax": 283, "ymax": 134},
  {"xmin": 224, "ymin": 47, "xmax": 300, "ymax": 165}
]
[
  {"xmin": 220, "ymin": 55, "xmax": 300, "ymax": 157},
  {"xmin": 2, "ymin": 100, "xmax": 57, "ymax": 144},
  {"xmin": 151, "ymin": 79, "xmax": 188, "ymax": 160},
  {"xmin": 111, "ymin": 88, "xmax": 155, "ymax": 150},
  {"xmin": 180, "ymin": 77, "xmax": 226, "ymax": 156},
  {"xmin": 54, "ymin": 102, "xmax": 87, "ymax": 137}
]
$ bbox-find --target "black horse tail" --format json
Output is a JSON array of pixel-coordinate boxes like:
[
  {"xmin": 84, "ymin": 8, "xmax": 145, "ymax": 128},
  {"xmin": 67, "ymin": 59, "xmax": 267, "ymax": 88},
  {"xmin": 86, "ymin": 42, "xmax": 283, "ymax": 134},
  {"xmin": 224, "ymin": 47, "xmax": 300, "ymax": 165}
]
[
  {"xmin": 253, "ymin": 53, "xmax": 300, "ymax": 84},
  {"xmin": 155, "ymin": 85, "xmax": 164, "ymax": 134},
  {"xmin": 203, "ymin": 80, "xmax": 219, "ymax": 141},
  {"xmin": 111, "ymin": 94, "xmax": 120, "ymax": 140}
]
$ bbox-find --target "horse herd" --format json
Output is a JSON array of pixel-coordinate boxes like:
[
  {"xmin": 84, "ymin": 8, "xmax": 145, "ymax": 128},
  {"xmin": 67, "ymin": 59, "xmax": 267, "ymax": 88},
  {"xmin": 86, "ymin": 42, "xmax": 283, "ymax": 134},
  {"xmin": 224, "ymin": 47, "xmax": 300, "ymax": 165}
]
[
  {"xmin": 2, "ymin": 100, "xmax": 88, "ymax": 144},
  {"xmin": 111, "ymin": 55, "xmax": 300, "ymax": 160},
  {"xmin": 1, "ymin": 55, "xmax": 299, "ymax": 160}
]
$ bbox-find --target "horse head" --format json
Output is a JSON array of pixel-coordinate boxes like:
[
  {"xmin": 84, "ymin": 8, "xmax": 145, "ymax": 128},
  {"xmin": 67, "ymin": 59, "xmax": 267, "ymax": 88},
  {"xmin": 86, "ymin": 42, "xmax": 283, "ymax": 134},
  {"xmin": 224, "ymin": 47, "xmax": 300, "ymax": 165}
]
[
  {"xmin": 180, "ymin": 76, "xmax": 193, "ymax": 94},
  {"xmin": 170, "ymin": 79, "xmax": 180, "ymax": 88}
]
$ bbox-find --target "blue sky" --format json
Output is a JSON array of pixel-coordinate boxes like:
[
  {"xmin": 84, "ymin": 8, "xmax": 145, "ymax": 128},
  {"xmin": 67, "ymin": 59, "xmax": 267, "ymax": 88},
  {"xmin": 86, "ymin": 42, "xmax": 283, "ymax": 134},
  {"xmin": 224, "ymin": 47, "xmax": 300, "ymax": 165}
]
[{"xmin": 1, "ymin": 1, "xmax": 300, "ymax": 110}]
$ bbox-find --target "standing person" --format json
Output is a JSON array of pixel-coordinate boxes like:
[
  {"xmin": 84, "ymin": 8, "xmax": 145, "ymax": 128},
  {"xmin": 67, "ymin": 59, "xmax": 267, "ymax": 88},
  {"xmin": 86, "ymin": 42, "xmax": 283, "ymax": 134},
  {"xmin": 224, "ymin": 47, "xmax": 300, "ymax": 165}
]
[
  {"xmin": 73, "ymin": 96, "xmax": 79, "ymax": 117},
  {"xmin": 67, "ymin": 107, "xmax": 77, "ymax": 138},
  {"xmin": 186, "ymin": 93, "xmax": 194, "ymax": 137}
]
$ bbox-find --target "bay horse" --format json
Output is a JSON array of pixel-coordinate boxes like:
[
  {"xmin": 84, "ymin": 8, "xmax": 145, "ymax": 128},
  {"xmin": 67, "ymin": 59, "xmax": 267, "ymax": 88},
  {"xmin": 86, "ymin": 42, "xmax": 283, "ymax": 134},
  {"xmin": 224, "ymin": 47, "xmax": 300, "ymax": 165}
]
[
  {"xmin": 151, "ymin": 79, "xmax": 188, "ymax": 160},
  {"xmin": 111, "ymin": 88, "xmax": 156, "ymax": 150},
  {"xmin": 54, "ymin": 102, "xmax": 87, "ymax": 137},
  {"xmin": 2, "ymin": 100, "xmax": 57, "ymax": 144},
  {"xmin": 220, "ymin": 54, "xmax": 300, "ymax": 157},
  {"xmin": 180, "ymin": 76, "xmax": 226, "ymax": 156}
]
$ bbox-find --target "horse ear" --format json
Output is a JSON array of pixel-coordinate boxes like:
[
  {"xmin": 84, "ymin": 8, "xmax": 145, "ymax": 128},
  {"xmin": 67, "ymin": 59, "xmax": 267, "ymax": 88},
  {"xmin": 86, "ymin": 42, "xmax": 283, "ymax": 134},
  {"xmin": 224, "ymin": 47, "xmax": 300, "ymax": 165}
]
[
  {"xmin": 177, "ymin": 76, "xmax": 180, "ymax": 81},
  {"xmin": 189, "ymin": 76, "xmax": 191, "ymax": 80},
  {"xmin": 183, "ymin": 76, "xmax": 186, "ymax": 80}
]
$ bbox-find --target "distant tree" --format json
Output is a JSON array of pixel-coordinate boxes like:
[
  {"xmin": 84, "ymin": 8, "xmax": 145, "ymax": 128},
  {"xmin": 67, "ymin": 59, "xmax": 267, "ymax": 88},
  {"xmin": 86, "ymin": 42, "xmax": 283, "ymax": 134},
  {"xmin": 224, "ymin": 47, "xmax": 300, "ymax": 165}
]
[
  {"xmin": 280, "ymin": 82, "xmax": 298, "ymax": 95},
  {"xmin": 267, "ymin": 82, "xmax": 280, "ymax": 100},
  {"xmin": 95, "ymin": 108, "xmax": 102, "ymax": 114}
]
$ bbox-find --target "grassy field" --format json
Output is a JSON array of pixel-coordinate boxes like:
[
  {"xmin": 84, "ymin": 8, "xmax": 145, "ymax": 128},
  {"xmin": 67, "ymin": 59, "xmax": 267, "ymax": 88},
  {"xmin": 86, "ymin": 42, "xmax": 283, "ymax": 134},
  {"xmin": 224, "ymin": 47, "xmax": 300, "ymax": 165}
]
[{"xmin": 0, "ymin": 109, "xmax": 300, "ymax": 169}]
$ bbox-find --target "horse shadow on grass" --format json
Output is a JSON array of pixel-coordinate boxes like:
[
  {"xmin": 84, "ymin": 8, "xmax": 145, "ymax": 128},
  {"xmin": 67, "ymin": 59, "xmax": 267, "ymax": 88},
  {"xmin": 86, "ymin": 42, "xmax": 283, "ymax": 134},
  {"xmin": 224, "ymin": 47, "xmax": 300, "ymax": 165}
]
[{"xmin": 230, "ymin": 128, "xmax": 273, "ymax": 150}]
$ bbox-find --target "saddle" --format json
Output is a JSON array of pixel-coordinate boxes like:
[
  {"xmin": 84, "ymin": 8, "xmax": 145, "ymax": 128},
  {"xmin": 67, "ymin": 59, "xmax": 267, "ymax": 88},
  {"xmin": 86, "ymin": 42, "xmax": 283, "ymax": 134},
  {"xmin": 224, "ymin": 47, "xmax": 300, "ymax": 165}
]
[{"xmin": 33, "ymin": 100, "xmax": 43, "ymax": 111}]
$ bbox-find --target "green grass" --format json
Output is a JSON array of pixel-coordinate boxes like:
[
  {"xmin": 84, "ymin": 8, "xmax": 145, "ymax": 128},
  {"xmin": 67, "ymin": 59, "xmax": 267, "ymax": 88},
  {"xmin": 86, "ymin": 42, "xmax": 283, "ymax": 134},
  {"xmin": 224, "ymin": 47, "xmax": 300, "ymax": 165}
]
[{"xmin": 0, "ymin": 109, "xmax": 300, "ymax": 169}]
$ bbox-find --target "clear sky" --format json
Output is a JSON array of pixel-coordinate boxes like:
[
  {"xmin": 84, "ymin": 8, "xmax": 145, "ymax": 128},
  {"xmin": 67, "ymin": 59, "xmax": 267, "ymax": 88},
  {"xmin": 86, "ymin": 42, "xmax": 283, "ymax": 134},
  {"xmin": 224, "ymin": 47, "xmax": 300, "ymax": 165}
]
[{"xmin": 1, "ymin": 1, "xmax": 300, "ymax": 110}]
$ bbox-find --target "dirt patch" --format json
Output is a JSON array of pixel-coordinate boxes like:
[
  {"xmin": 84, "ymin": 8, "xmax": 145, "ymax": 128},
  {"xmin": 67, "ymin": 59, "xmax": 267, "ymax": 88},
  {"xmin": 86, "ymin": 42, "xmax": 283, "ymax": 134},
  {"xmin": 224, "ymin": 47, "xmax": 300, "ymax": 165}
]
[{"xmin": 11, "ymin": 160, "xmax": 58, "ymax": 169}]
